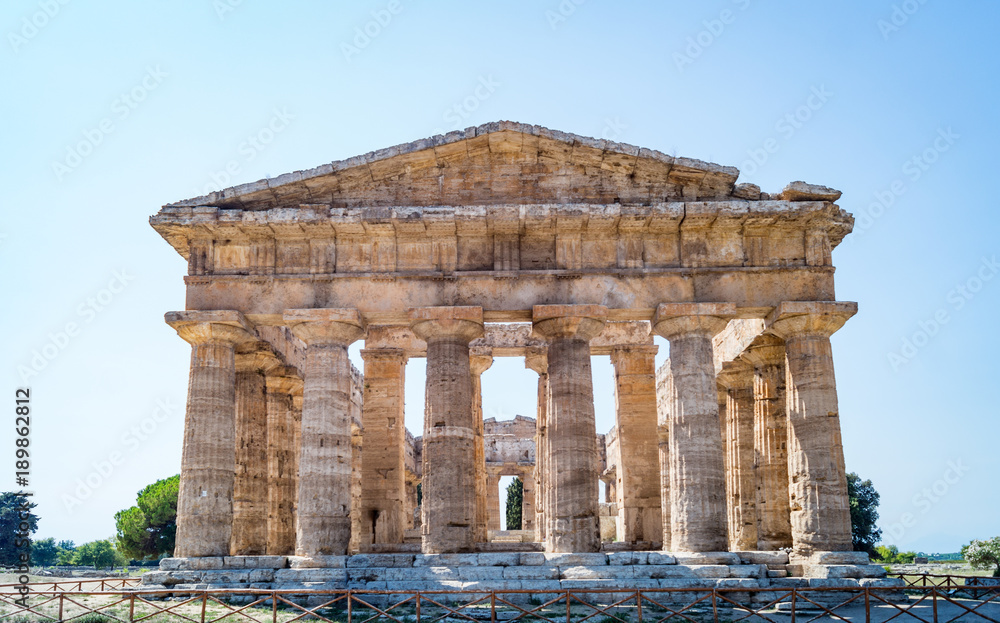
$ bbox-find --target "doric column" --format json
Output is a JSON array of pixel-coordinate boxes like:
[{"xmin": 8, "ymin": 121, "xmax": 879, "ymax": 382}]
[
  {"xmin": 283, "ymin": 308, "xmax": 365, "ymax": 557},
  {"xmin": 520, "ymin": 469, "xmax": 536, "ymax": 532},
  {"xmin": 532, "ymin": 304, "xmax": 607, "ymax": 553},
  {"xmin": 264, "ymin": 370, "xmax": 302, "ymax": 555},
  {"xmin": 359, "ymin": 347, "xmax": 407, "ymax": 546},
  {"xmin": 766, "ymin": 301, "xmax": 856, "ymax": 556},
  {"xmin": 651, "ymin": 303, "xmax": 735, "ymax": 552},
  {"xmin": 166, "ymin": 311, "xmax": 256, "ymax": 558},
  {"xmin": 717, "ymin": 360, "xmax": 758, "ymax": 552},
  {"xmin": 657, "ymin": 368, "xmax": 674, "ymax": 551},
  {"xmin": 524, "ymin": 348, "xmax": 548, "ymax": 544},
  {"xmin": 610, "ymin": 346, "xmax": 663, "ymax": 546},
  {"xmin": 409, "ymin": 306, "xmax": 484, "ymax": 553},
  {"xmin": 741, "ymin": 335, "xmax": 792, "ymax": 550},
  {"xmin": 487, "ymin": 472, "xmax": 502, "ymax": 531},
  {"xmin": 470, "ymin": 348, "xmax": 493, "ymax": 543},
  {"xmin": 231, "ymin": 349, "xmax": 281, "ymax": 555}
]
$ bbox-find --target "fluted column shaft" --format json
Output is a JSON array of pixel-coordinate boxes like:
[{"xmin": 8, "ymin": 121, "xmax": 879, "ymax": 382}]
[
  {"xmin": 359, "ymin": 348, "xmax": 407, "ymax": 546},
  {"xmin": 533, "ymin": 305, "xmax": 607, "ymax": 553},
  {"xmin": 652, "ymin": 303, "xmax": 734, "ymax": 552},
  {"xmin": 742, "ymin": 338, "xmax": 792, "ymax": 550},
  {"xmin": 525, "ymin": 349, "xmax": 548, "ymax": 544},
  {"xmin": 658, "ymin": 370, "xmax": 675, "ymax": 550},
  {"xmin": 487, "ymin": 472, "xmax": 502, "ymax": 531},
  {"xmin": 167, "ymin": 311, "xmax": 256, "ymax": 558},
  {"xmin": 470, "ymin": 350, "xmax": 493, "ymax": 543},
  {"xmin": 520, "ymin": 469, "xmax": 536, "ymax": 532},
  {"xmin": 232, "ymin": 366, "xmax": 268, "ymax": 555},
  {"xmin": 265, "ymin": 372, "xmax": 301, "ymax": 555},
  {"xmin": 410, "ymin": 306, "xmax": 484, "ymax": 553},
  {"xmin": 718, "ymin": 361, "xmax": 758, "ymax": 552},
  {"xmin": 610, "ymin": 346, "xmax": 663, "ymax": 546},
  {"xmin": 767, "ymin": 302, "xmax": 856, "ymax": 556},
  {"xmin": 284, "ymin": 309, "xmax": 364, "ymax": 557}
]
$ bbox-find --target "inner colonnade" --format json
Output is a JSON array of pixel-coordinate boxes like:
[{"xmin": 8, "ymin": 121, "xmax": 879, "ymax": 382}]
[{"xmin": 153, "ymin": 121, "xmax": 860, "ymax": 566}]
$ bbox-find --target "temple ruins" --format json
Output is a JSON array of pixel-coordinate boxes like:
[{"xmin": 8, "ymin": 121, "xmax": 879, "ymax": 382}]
[{"xmin": 145, "ymin": 121, "xmax": 895, "ymax": 595}]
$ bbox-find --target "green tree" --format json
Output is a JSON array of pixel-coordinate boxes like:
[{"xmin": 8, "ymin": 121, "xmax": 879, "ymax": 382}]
[
  {"xmin": 31, "ymin": 537, "xmax": 59, "ymax": 566},
  {"xmin": 847, "ymin": 472, "xmax": 882, "ymax": 554},
  {"xmin": 56, "ymin": 540, "xmax": 77, "ymax": 565},
  {"xmin": 873, "ymin": 544, "xmax": 918, "ymax": 564},
  {"xmin": 0, "ymin": 492, "xmax": 38, "ymax": 566},
  {"xmin": 505, "ymin": 478, "xmax": 523, "ymax": 530},
  {"xmin": 962, "ymin": 537, "xmax": 1000, "ymax": 577},
  {"xmin": 75, "ymin": 540, "xmax": 126, "ymax": 569},
  {"xmin": 114, "ymin": 475, "xmax": 179, "ymax": 560}
]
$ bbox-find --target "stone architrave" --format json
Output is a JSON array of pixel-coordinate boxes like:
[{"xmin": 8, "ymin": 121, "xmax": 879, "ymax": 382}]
[
  {"xmin": 470, "ymin": 348, "xmax": 494, "ymax": 543},
  {"xmin": 264, "ymin": 371, "xmax": 302, "ymax": 555},
  {"xmin": 741, "ymin": 335, "xmax": 792, "ymax": 550},
  {"xmin": 651, "ymin": 303, "xmax": 735, "ymax": 553},
  {"xmin": 766, "ymin": 301, "xmax": 857, "ymax": 556},
  {"xmin": 532, "ymin": 305, "xmax": 607, "ymax": 553},
  {"xmin": 166, "ymin": 311, "xmax": 257, "ymax": 558},
  {"xmin": 609, "ymin": 346, "xmax": 663, "ymax": 546},
  {"xmin": 283, "ymin": 308, "xmax": 365, "ymax": 557},
  {"xmin": 359, "ymin": 347, "xmax": 408, "ymax": 546},
  {"xmin": 717, "ymin": 360, "xmax": 758, "ymax": 552},
  {"xmin": 231, "ymin": 349, "xmax": 281, "ymax": 555},
  {"xmin": 409, "ymin": 306, "xmax": 485, "ymax": 554}
]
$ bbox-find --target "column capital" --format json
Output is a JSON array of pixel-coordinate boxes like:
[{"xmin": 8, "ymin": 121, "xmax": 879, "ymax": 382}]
[
  {"xmin": 360, "ymin": 347, "xmax": 407, "ymax": 363},
  {"xmin": 524, "ymin": 347, "xmax": 548, "ymax": 374},
  {"xmin": 265, "ymin": 369, "xmax": 303, "ymax": 395},
  {"xmin": 609, "ymin": 345, "xmax": 659, "ymax": 369},
  {"xmin": 470, "ymin": 346, "xmax": 494, "ymax": 375},
  {"xmin": 651, "ymin": 303, "xmax": 735, "ymax": 340},
  {"xmin": 715, "ymin": 359, "xmax": 753, "ymax": 390},
  {"xmin": 739, "ymin": 334, "xmax": 785, "ymax": 368},
  {"xmin": 283, "ymin": 308, "xmax": 364, "ymax": 346},
  {"xmin": 408, "ymin": 306, "xmax": 484, "ymax": 343},
  {"xmin": 166, "ymin": 310, "xmax": 257, "ymax": 346},
  {"xmin": 765, "ymin": 301, "xmax": 857, "ymax": 339},
  {"xmin": 236, "ymin": 345, "xmax": 283, "ymax": 374},
  {"xmin": 532, "ymin": 304, "xmax": 607, "ymax": 341}
]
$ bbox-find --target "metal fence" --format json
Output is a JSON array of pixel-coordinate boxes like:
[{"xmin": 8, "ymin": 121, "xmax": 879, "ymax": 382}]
[{"xmin": 0, "ymin": 576, "xmax": 997, "ymax": 623}]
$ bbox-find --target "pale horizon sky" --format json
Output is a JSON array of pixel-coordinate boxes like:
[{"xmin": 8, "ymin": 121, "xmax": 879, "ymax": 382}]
[{"xmin": 2, "ymin": 1, "xmax": 997, "ymax": 555}]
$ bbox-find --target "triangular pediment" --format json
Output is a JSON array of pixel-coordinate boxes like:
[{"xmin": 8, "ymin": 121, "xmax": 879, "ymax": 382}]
[{"xmin": 167, "ymin": 121, "xmax": 744, "ymax": 210}]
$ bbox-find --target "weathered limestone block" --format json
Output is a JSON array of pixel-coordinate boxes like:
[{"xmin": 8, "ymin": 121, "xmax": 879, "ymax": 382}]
[
  {"xmin": 652, "ymin": 303, "xmax": 735, "ymax": 553},
  {"xmin": 610, "ymin": 346, "xmax": 663, "ymax": 546},
  {"xmin": 741, "ymin": 335, "xmax": 792, "ymax": 550},
  {"xmin": 532, "ymin": 305, "xmax": 607, "ymax": 553},
  {"xmin": 717, "ymin": 360, "xmax": 758, "ymax": 552},
  {"xmin": 359, "ymin": 346, "xmax": 407, "ymax": 546},
  {"xmin": 167, "ymin": 311, "xmax": 258, "ymax": 558},
  {"xmin": 767, "ymin": 301, "xmax": 857, "ymax": 556},
  {"xmin": 287, "ymin": 554, "xmax": 347, "ymax": 568},
  {"xmin": 284, "ymin": 309, "xmax": 365, "ymax": 557},
  {"xmin": 409, "ymin": 306, "xmax": 484, "ymax": 554}
]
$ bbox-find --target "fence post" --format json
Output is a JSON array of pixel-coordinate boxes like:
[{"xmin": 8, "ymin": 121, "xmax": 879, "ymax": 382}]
[
  {"xmin": 347, "ymin": 589, "xmax": 352, "ymax": 623},
  {"xmin": 201, "ymin": 593, "xmax": 207, "ymax": 623},
  {"xmin": 416, "ymin": 593, "xmax": 421, "ymax": 623},
  {"xmin": 129, "ymin": 593, "xmax": 135, "ymax": 623},
  {"xmin": 864, "ymin": 587, "xmax": 870, "ymax": 623},
  {"xmin": 790, "ymin": 589, "xmax": 796, "ymax": 623},
  {"xmin": 636, "ymin": 590, "xmax": 642, "ymax": 623},
  {"xmin": 58, "ymin": 592, "xmax": 64, "ymax": 622},
  {"xmin": 566, "ymin": 591, "xmax": 571, "ymax": 623},
  {"xmin": 491, "ymin": 591, "xmax": 496, "ymax": 623},
  {"xmin": 712, "ymin": 590, "xmax": 718, "ymax": 622},
  {"xmin": 932, "ymin": 587, "xmax": 938, "ymax": 623}
]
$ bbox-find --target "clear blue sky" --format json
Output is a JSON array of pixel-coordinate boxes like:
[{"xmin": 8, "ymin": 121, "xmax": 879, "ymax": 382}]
[{"xmin": 2, "ymin": 1, "xmax": 997, "ymax": 554}]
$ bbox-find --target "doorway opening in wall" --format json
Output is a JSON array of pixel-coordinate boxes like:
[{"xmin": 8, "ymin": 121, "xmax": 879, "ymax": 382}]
[{"xmin": 499, "ymin": 475, "xmax": 518, "ymax": 530}]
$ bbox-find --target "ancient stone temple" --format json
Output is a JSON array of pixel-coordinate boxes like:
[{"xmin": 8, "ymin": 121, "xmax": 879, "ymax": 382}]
[{"xmin": 147, "ymin": 121, "xmax": 893, "ymax": 594}]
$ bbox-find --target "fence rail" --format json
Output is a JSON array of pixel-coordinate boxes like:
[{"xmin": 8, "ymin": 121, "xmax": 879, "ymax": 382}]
[
  {"xmin": 0, "ymin": 578, "xmax": 141, "ymax": 592},
  {"xmin": 1, "ymin": 582, "xmax": 998, "ymax": 623}
]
